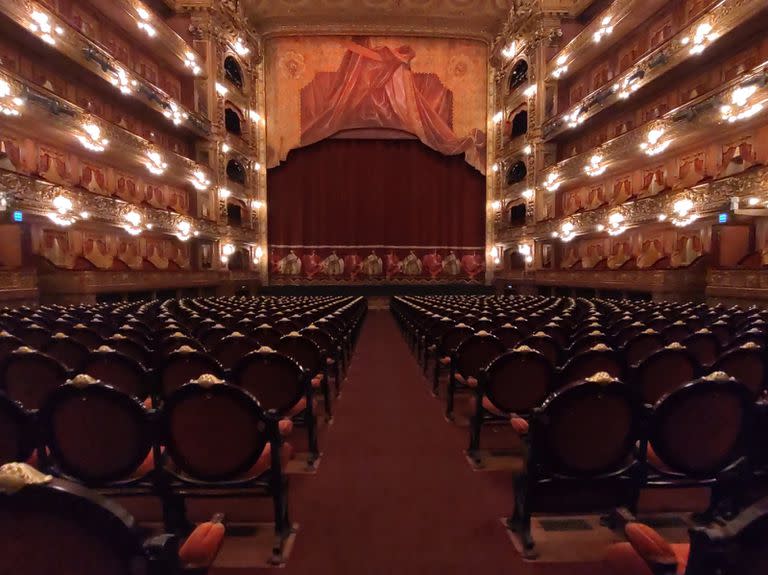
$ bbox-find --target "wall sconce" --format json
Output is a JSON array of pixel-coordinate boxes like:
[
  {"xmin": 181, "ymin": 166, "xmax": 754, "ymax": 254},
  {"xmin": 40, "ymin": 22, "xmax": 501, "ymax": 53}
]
[
  {"xmin": 163, "ymin": 100, "xmax": 188, "ymax": 126},
  {"xmin": 0, "ymin": 79, "xmax": 23, "ymax": 117},
  {"xmin": 491, "ymin": 200, "xmax": 502, "ymax": 211},
  {"xmin": 606, "ymin": 212, "xmax": 626, "ymax": 236},
  {"xmin": 253, "ymin": 245, "xmax": 264, "ymax": 265},
  {"xmin": 564, "ymin": 107, "xmax": 586, "ymax": 128},
  {"xmin": 492, "ymin": 111, "xmax": 503, "ymax": 124},
  {"xmin": 190, "ymin": 170, "xmax": 211, "ymax": 191},
  {"xmin": 640, "ymin": 128, "xmax": 669, "ymax": 156},
  {"xmin": 175, "ymin": 219, "xmax": 194, "ymax": 241},
  {"xmin": 251, "ymin": 199, "xmax": 263, "ymax": 210},
  {"xmin": 671, "ymin": 198, "xmax": 697, "ymax": 227},
  {"xmin": 543, "ymin": 172, "xmax": 561, "ymax": 192},
  {"xmin": 249, "ymin": 110, "xmax": 262, "ymax": 123},
  {"xmin": 555, "ymin": 221, "xmax": 576, "ymax": 242},
  {"xmin": 681, "ymin": 22, "xmax": 717, "ymax": 56},
  {"xmin": 721, "ymin": 85, "xmax": 764, "ymax": 123},
  {"xmin": 219, "ymin": 188, "xmax": 231, "ymax": 200},
  {"xmin": 523, "ymin": 85, "xmax": 537, "ymax": 98},
  {"xmin": 232, "ymin": 38, "xmax": 250, "ymax": 56},
  {"xmin": 123, "ymin": 210, "xmax": 144, "ymax": 235},
  {"xmin": 78, "ymin": 123, "xmax": 109, "ymax": 153},
  {"xmin": 215, "ymin": 82, "xmax": 228, "ymax": 96},
  {"xmin": 501, "ymin": 41, "xmax": 517, "ymax": 60},
  {"xmin": 184, "ymin": 52, "xmax": 201, "ymax": 75},
  {"xmin": 584, "ymin": 154, "xmax": 606, "ymax": 177},
  {"xmin": 29, "ymin": 10, "xmax": 64, "ymax": 45},
  {"xmin": 136, "ymin": 7, "xmax": 157, "ymax": 37},
  {"xmin": 145, "ymin": 151, "xmax": 167, "ymax": 175},
  {"xmin": 593, "ymin": 17, "xmax": 613, "ymax": 43},
  {"xmin": 552, "ymin": 55, "xmax": 568, "ymax": 78},
  {"xmin": 47, "ymin": 195, "xmax": 77, "ymax": 227},
  {"xmin": 221, "ymin": 242, "xmax": 235, "ymax": 264},
  {"xmin": 522, "ymin": 188, "xmax": 534, "ymax": 201},
  {"xmin": 518, "ymin": 243, "xmax": 533, "ymax": 264},
  {"xmin": 109, "ymin": 66, "xmax": 137, "ymax": 95}
]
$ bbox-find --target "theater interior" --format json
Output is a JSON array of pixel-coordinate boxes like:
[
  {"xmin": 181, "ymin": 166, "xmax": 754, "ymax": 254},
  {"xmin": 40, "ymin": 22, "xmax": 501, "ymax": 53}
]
[{"xmin": 1, "ymin": 0, "xmax": 768, "ymax": 573}]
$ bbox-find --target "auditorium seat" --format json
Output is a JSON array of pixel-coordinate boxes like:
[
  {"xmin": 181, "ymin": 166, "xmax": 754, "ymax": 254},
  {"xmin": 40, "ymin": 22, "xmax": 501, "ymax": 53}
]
[
  {"xmin": 160, "ymin": 347, "xmax": 226, "ymax": 398},
  {"xmin": 0, "ymin": 348, "xmax": 69, "ymax": 410},
  {"xmin": 632, "ymin": 345, "xmax": 699, "ymax": 405},
  {"xmin": 446, "ymin": 332, "xmax": 505, "ymax": 419}
]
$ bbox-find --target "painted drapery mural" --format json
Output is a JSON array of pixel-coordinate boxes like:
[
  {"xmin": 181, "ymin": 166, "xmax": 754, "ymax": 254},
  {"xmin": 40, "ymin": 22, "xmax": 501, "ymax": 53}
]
[{"xmin": 266, "ymin": 36, "xmax": 488, "ymax": 174}]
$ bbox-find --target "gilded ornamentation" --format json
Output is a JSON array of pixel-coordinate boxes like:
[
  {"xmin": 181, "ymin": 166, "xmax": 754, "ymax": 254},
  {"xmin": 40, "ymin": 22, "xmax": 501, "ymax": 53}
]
[
  {"xmin": 0, "ymin": 463, "xmax": 52, "ymax": 494},
  {"xmin": 195, "ymin": 373, "xmax": 225, "ymax": 387},
  {"xmin": 585, "ymin": 371, "xmax": 614, "ymax": 384},
  {"xmin": 69, "ymin": 373, "xmax": 98, "ymax": 388}
]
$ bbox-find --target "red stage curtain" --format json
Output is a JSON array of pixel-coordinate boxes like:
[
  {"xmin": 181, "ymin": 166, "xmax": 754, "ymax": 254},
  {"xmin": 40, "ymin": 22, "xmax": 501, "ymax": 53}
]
[{"xmin": 267, "ymin": 138, "xmax": 485, "ymax": 249}]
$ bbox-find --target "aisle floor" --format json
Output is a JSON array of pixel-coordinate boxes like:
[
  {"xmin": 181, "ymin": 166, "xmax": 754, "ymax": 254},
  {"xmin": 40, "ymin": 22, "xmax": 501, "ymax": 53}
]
[{"xmin": 250, "ymin": 311, "xmax": 598, "ymax": 574}]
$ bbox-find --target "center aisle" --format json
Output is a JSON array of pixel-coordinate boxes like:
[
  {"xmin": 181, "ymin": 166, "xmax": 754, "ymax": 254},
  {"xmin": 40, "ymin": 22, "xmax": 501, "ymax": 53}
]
[{"xmin": 279, "ymin": 310, "xmax": 553, "ymax": 574}]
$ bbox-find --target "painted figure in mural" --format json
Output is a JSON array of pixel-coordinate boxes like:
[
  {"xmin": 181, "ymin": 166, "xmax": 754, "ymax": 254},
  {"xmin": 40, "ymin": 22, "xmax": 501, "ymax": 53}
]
[
  {"xmin": 300, "ymin": 38, "xmax": 485, "ymax": 173},
  {"xmin": 402, "ymin": 250, "xmax": 422, "ymax": 276},
  {"xmin": 442, "ymin": 250, "xmax": 460, "ymax": 276},
  {"xmin": 277, "ymin": 249, "xmax": 302, "ymax": 275},
  {"xmin": 304, "ymin": 250, "xmax": 322, "ymax": 279},
  {"xmin": 386, "ymin": 250, "xmax": 402, "ymax": 278},
  {"xmin": 320, "ymin": 250, "xmax": 344, "ymax": 276},
  {"xmin": 423, "ymin": 251, "xmax": 443, "ymax": 279},
  {"xmin": 361, "ymin": 250, "xmax": 383, "ymax": 276}
]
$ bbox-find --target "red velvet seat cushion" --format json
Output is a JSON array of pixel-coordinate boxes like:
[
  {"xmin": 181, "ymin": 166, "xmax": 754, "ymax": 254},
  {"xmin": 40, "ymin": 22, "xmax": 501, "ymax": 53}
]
[
  {"xmin": 179, "ymin": 521, "xmax": 225, "ymax": 568},
  {"xmin": 510, "ymin": 417, "xmax": 529, "ymax": 436},
  {"xmin": 454, "ymin": 373, "xmax": 478, "ymax": 387},
  {"xmin": 603, "ymin": 537, "xmax": 687, "ymax": 575},
  {"xmin": 438, "ymin": 356, "xmax": 451, "ymax": 366}
]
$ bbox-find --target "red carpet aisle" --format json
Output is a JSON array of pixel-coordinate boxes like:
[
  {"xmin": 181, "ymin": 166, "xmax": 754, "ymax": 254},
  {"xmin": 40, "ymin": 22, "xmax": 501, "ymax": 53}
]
[{"xmin": 255, "ymin": 311, "xmax": 597, "ymax": 574}]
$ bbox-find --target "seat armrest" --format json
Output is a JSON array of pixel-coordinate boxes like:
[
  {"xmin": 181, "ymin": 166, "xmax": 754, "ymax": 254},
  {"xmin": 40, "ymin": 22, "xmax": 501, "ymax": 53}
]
[{"xmin": 625, "ymin": 523, "xmax": 679, "ymax": 575}]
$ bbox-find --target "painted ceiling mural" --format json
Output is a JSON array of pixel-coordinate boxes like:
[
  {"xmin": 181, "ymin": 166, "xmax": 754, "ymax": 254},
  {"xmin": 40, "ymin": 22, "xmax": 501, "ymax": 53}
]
[{"xmin": 265, "ymin": 35, "xmax": 488, "ymax": 174}]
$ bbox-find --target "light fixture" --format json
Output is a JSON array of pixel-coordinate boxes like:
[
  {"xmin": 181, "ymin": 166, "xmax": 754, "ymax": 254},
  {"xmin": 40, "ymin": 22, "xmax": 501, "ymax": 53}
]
[
  {"xmin": 501, "ymin": 41, "xmax": 517, "ymax": 60},
  {"xmin": 215, "ymin": 82, "xmax": 228, "ymax": 96},
  {"xmin": 222, "ymin": 243, "xmax": 235, "ymax": 257},
  {"xmin": 518, "ymin": 243, "xmax": 533, "ymax": 264},
  {"xmin": 219, "ymin": 188, "xmax": 231, "ymax": 200},
  {"xmin": 491, "ymin": 245, "xmax": 502, "ymax": 265},
  {"xmin": 559, "ymin": 221, "xmax": 576, "ymax": 242},
  {"xmin": 492, "ymin": 163, "xmax": 499, "ymax": 173},
  {"xmin": 29, "ymin": 10, "xmax": 64, "ymax": 45},
  {"xmin": 136, "ymin": 7, "xmax": 156, "ymax": 37},
  {"xmin": 614, "ymin": 73, "xmax": 642, "ymax": 100},
  {"xmin": 523, "ymin": 85, "xmax": 537, "ymax": 98},
  {"xmin": 492, "ymin": 111, "xmax": 503, "ymax": 124},
  {"xmin": 523, "ymin": 144, "xmax": 532, "ymax": 155},
  {"xmin": 681, "ymin": 22, "xmax": 717, "ymax": 55},
  {"xmin": 606, "ymin": 212, "xmax": 626, "ymax": 236},
  {"xmin": 671, "ymin": 198, "xmax": 697, "ymax": 227},
  {"xmin": 175, "ymin": 219, "xmax": 193, "ymax": 241},
  {"xmin": 184, "ymin": 52, "xmax": 201, "ymax": 75},
  {"xmin": 584, "ymin": 154, "xmax": 606, "ymax": 177},
  {"xmin": 747, "ymin": 197, "xmax": 760, "ymax": 207},
  {"xmin": 564, "ymin": 107, "xmax": 586, "ymax": 128},
  {"xmin": 593, "ymin": 16, "xmax": 613, "ymax": 43},
  {"xmin": 596, "ymin": 224, "xmax": 605, "ymax": 232},
  {"xmin": 522, "ymin": 188, "xmax": 534, "ymax": 201},
  {"xmin": 640, "ymin": 128, "xmax": 670, "ymax": 156},
  {"xmin": 232, "ymin": 38, "xmax": 250, "ymax": 56},
  {"xmin": 253, "ymin": 245, "xmax": 264, "ymax": 264},
  {"xmin": 108, "ymin": 66, "xmax": 137, "ymax": 95},
  {"xmin": 79, "ymin": 211, "xmax": 90, "ymax": 219},
  {"xmin": 491, "ymin": 200, "xmax": 502, "ymax": 211},
  {"xmin": 190, "ymin": 170, "xmax": 211, "ymax": 191},
  {"xmin": 249, "ymin": 110, "xmax": 262, "ymax": 123},
  {"xmin": 221, "ymin": 143, "xmax": 230, "ymax": 153},
  {"xmin": 251, "ymin": 200, "xmax": 263, "ymax": 210},
  {"xmin": 544, "ymin": 172, "xmax": 561, "ymax": 192},
  {"xmin": 145, "ymin": 151, "xmax": 167, "ymax": 175},
  {"xmin": 77, "ymin": 123, "xmax": 109, "ymax": 152},
  {"xmin": 123, "ymin": 210, "xmax": 144, "ymax": 235},
  {"xmin": 0, "ymin": 79, "xmax": 24, "ymax": 117},
  {"xmin": 552, "ymin": 54, "xmax": 568, "ymax": 78},
  {"xmin": 253, "ymin": 162, "xmax": 262, "ymax": 172},
  {"xmin": 163, "ymin": 101, "xmax": 189, "ymax": 126},
  {"xmin": 721, "ymin": 85, "xmax": 764, "ymax": 123},
  {"xmin": 47, "ymin": 195, "xmax": 76, "ymax": 226},
  {"xmin": 658, "ymin": 214, "xmax": 668, "ymax": 222}
]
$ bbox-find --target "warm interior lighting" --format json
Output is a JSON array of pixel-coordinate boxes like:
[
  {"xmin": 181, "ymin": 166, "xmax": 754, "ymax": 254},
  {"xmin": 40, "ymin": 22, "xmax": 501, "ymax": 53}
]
[
  {"xmin": 593, "ymin": 16, "xmax": 613, "ymax": 43},
  {"xmin": 249, "ymin": 110, "xmax": 262, "ymax": 123},
  {"xmin": 123, "ymin": 210, "xmax": 144, "ymax": 235},
  {"xmin": 163, "ymin": 101, "xmax": 189, "ymax": 126},
  {"xmin": 47, "ymin": 195, "xmax": 76, "ymax": 227},
  {"xmin": 175, "ymin": 219, "xmax": 193, "ymax": 241},
  {"xmin": 109, "ymin": 67, "xmax": 137, "ymax": 95},
  {"xmin": 681, "ymin": 22, "xmax": 717, "ymax": 55},
  {"xmin": 0, "ymin": 80, "xmax": 24, "ymax": 116},
  {"xmin": 558, "ymin": 221, "xmax": 576, "ymax": 242},
  {"xmin": 544, "ymin": 172, "xmax": 561, "ymax": 192},
  {"xmin": 518, "ymin": 243, "xmax": 533, "ymax": 264},
  {"xmin": 491, "ymin": 200, "xmax": 502, "ymax": 211},
  {"xmin": 491, "ymin": 163, "xmax": 499, "ymax": 173},
  {"xmin": 606, "ymin": 212, "xmax": 626, "ymax": 236},
  {"xmin": 221, "ymin": 143, "xmax": 230, "ymax": 153},
  {"xmin": 232, "ymin": 38, "xmax": 250, "ymax": 56},
  {"xmin": 614, "ymin": 73, "xmax": 643, "ymax": 100},
  {"xmin": 253, "ymin": 245, "xmax": 264, "ymax": 265},
  {"xmin": 523, "ymin": 85, "xmax": 537, "ymax": 98},
  {"xmin": 77, "ymin": 123, "xmax": 109, "ymax": 153},
  {"xmin": 523, "ymin": 145, "xmax": 532, "ymax": 155},
  {"xmin": 501, "ymin": 41, "xmax": 517, "ymax": 60},
  {"xmin": 564, "ymin": 107, "xmax": 586, "ymax": 128},
  {"xmin": 552, "ymin": 54, "xmax": 568, "ymax": 78},
  {"xmin": 29, "ymin": 10, "xmax": 64, "ymax": 45},
  {"xmin": 145, "ymin": 151, "xmax": 168, "ymax": 175},
  {"xmin": 251, "ymin": 200, "xmax": 263, "ymax": 210},
  {"xmin": 584, "ymin": 154, "xmax": 605, "ymax": 177},
  {"xmin": 640, "ymin": 128, "xmax": 669, "ymax": 156},
  {"xmin": 721, "ymin": 85, "xmax": 764, "ymax": 123},
  {"xmin": 215, "ymin": 83, "xmax": 228, "ymax": 96},
  {"xmin": 219, "ymin": 188, "xmax": 231, "ymax": 200},
  {"xmin": 136, "ymin": 7, "xmax": 156, "ymax": 37},
  {"xmin": 190, "ymin": 170, "xmax": 211, "ymax": 191},
  {"xmin": 671, "ymin": 198, "xmax": 697, "ymax": 227},
  {"xmin": 522, "ymin": 189, "xmax": 534, "ymax": 201},
  {"xmin": 184, "ymin": 52, "xmax": 202, "ymax": 75},
  {"xmin": 492, "ymin": 111, "xmax": 503, "ymax": 124}
]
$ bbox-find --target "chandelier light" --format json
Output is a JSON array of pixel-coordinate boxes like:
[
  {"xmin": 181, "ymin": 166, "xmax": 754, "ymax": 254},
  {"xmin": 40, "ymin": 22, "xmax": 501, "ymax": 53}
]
[
  {"xmin": 47, "ymin": 195, "xmax": 77, "ymax": 227},
  {"xmin": 518, "ymin": 243, "xmax": 533, "ymax": 264},
  {"xmin": 163, "ymin": 100, "xmax": 189, "ymax": 126},
  {"xmin": 614, "ymin": 73, "xmax": 643, "ymax": 100},
  {"xmin": 184, "ymin": 52, "xmax": 201, "ymax": 75},
  {"xmin": 77, "ymin": 123, "xmax": 109, "ymax": 152},
  {"xmin": 29, "ymin": 10, "xmax": 64, "ymax": 45},
  {"xmin": 122, "ymin": 210, "xmax": 144, "ymax": 235},
  {"xmin": 0, "ymin": 79, "xmax": 23, "ymax": 117},
  {"xmin": 175, "ymin": 219, "xmax": 193, "ymax": 241},
  {"xmin": 721, "ymin": 85, "xmax": 764, "ymax": 123},
  {"xmin": 109, "ymin": 66, "xmax": 137, "ymax": 95},
  {"xmin": 671, "ymin": 198, "xmax": 697, "ymax": 227},
  {"xmin": 593, "ymin": 17, "xmax": 614, "ymax": 43},
  {"xmin": 606, "ymin": 212, "xmax": 626, "ymax": 236},
  {"xmin": 552, "ymin": 55, "xmax": 568, "ymax": 78},
  {"xmin": 564, "ymin": 107, "xmax": 586, "ymax": 128},
  {"xmin": 543, "ymin": 172, "xmax": 561, "ymax": 192},
  {"xmin": 253, "ymin": 245, "xmax": 264, "ymax": 265}
]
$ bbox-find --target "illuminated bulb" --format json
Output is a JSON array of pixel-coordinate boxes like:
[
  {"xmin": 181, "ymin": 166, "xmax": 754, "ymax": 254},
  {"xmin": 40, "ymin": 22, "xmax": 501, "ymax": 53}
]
[
  {"xmin": 163, "ymin": 101, "xmax": 189, "ymax": 126},
  {"xmin": 748, "ymin": 197, "xmax": 760, "ymax": 207},
  {"xmin": 184, "ymin": 52, "xmax": 201, "ymax": 75},
  {"xmin": 491, "ymin": 200, "xmax": 502, "ymax": 211},
  {"xmin": 584, "ymin": 154, "xmax": 606, "ymax": 177},
  {"xmin": 176, "ymin": 219, "xmax": 193, "ymax": 241},
  {"xmin": 523, "ymin": 85, "xmax": 537, "ymax": 98},
  {"xmin": 136, "ymin": 7, "xmax": 156, "ymax": 37},
  {"xmin": 721, "ymin": 85, "xmax": 763, "ymax": 123},
  {"xmin": 559, "ymin": 221, "xmax": 576, "ymax": 242},
  {"xmin": 501, "ymin": 41, "xmax": 517, "ymax": 60},
  {"xmin": 658, "ymin": 214, "xmax": 667, "ymax": 222},
  {"xmin": 190, "ymin": 170, "xmax": 211, "ymax": 191},
  {"xmin": 255, "ymin": 246, "xmax": 263, "ymax": 259},
  {"xmin": 219, "ymin": 188, "xmax": 231, "ymax": 199},
  {"xmin": 681, "ymin": 22, "xmax": 717, "ymax": 55},
  {"xmin": 251, "ymin": 200, "xmax": 263, "ymax": 210},
  {"xmin": 596, "ymin": 224, "xmax": 605, "ymax": 232},
  {"xmin": 232, "ymin": 38, "xmax": 250, "ymax": 56},
  {"xmin": 614, "ymin": 74, "xmax": 642, "ymax": 100},
  {"xmin": 553, "ymin": 54, "xmax": 569, "ymax": 78},
  {"xmin": 593, "ymin": 17, "xmax": 614, "ymax": 43},
  {"xmin": 521, "ymin": 189, "xmax": 534, "ymax": 201},
  {"xmin": 671, "ymin": 198, "xmax": 697, "ymax": 227},
  {"xmin": 564, "ymin": 108, "xmax": 586, "ymax": 128},
  {"xmin": 79, "ymin": 211, "xmax": 90, "ymax": 219},
  {"xmin": 249, "ymin": 110, "xmax": 262, "ymax": 123},
  {"xmin": 523, "ymin": 145, "xmax": 532, "ymax": 155},
  {"xmin": 0, "ymin": 80, "xmax": 24, "ymax": 117},
  {"xmin": 607, "ymin": 212, "xmax": 626, "ymax": 235},
  {"xmin": 222, "ymin": 243, "xmax": 235, "ymax": 256},
  {"xmin": 544, "ymin": 172, "xmax": 561, "ymax": 192},
  {"xmin": 253, "ymin": 162, "xmax": 262, "ymax": 172},
  {"xmin": 492, "ymin": 163, "xmax": 499, "ymax": 173},
  {"xmin": 77, "ymin": 123, "xmax": 109, "ymax": 152},
  {"xmin": 492, "ymin": 111, "xmax": 503, "ymax": 124},
  {"xmin": 52, "ymin": 195, "xmax": 73, "ymax": 213},
  {"xmin": 123, "ymin": 210, "xmax": 143, "ymax": 235},
  {"xmin": 109, "ymin": 67, "xmax": 137, "ymax": 95},
  {"xmin": 144, "ymin": 151, "xmax": 167, "ymax": 175},
  {"xmin": 221, "ymin": 143, "xmax": 230, "ymax": 153},
  {"xmin": 29, "ymin": 11, "xmax": 63, "ymax": 45},
  {"xmin": 215, "ymin": 82, "xmax": 228, "ymax": 96},
  {"xmin": 640, "ymin": 128, "xmax": 670, "ymax": 156}
]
